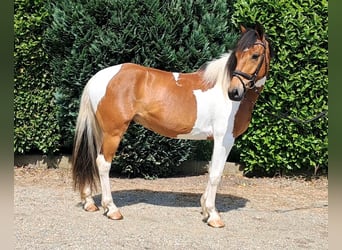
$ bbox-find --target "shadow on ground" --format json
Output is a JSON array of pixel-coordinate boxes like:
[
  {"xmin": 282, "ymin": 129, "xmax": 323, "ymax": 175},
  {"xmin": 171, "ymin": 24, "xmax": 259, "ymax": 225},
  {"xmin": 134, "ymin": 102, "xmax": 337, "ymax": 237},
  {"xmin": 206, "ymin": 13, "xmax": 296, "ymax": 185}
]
[{"xmin": 92, "ymin": 190, "xmax": 248, "ymax": 212}]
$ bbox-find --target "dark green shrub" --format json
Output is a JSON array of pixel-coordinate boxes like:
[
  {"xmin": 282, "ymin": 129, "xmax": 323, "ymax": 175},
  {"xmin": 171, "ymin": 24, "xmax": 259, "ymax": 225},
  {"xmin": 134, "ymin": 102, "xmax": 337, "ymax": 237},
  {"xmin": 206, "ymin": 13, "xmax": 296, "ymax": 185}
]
[
  {"xmin": 44, "ymin": 0, "xmax": 237, "ymax": 177},
  {"xmin": 231, "ymin": 0, "xmax": 328, "ymax": 175},
  {"xmin": 190, "ymin": 140, "xmax": 213, "ymax": 161},
  {"xmin": 14, "ymin": 0, "xmax": 60, "ymax": 154},
  {"xmin": 112, "ymin": 123, "xmax": 193, "ymax": 178}
]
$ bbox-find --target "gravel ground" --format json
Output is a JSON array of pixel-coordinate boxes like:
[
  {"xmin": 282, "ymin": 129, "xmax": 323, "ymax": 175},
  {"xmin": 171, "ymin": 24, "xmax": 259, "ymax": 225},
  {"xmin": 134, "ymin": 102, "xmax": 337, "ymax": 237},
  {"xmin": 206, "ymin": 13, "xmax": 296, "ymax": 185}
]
[{"xmin": 14, "ymin": 167, "xmax": 328, "ymax": 250}]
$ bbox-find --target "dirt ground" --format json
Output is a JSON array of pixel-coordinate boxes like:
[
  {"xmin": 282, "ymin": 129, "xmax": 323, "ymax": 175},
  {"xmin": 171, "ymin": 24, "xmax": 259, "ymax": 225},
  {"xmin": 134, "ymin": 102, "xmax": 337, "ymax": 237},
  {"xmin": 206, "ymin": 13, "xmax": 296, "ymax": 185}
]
[{"xmin": 14, "ymin": 166, "xmax": 328, "ymax": 250}]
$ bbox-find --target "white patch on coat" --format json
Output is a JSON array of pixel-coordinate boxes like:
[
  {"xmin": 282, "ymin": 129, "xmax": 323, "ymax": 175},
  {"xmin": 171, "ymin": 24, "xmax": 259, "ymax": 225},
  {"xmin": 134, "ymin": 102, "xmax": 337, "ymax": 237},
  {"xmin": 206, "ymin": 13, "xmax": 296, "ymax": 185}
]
[
  {"xmin": 177, "ymin": 84, "xmax": 240, "ymax": 140},
  {"xmin": 87, "ymin": 65, "xmax": 122, "ymax": 111},
  {"xmin": 173, "ymin": 72, "xmax": 182, "ymax": 86}
]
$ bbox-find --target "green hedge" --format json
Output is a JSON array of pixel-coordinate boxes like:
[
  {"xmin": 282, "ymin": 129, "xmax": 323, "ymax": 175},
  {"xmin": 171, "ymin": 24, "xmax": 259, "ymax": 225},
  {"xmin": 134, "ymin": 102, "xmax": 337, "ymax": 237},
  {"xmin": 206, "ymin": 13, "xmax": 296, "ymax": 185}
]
[
  {"xmin": 231, "ymin": 0, "xmax": 328, "ymax": 175},
  {"xmin": 14, "ymin": 0, "xmax": 60, "ymax": 154},
  {"xmin": 43, "ymin": 0, "xmax": 237, "ymax": 177},
  {"xmin": 14, "ymin": 0, "xmax": 328, "ymax": 177}
]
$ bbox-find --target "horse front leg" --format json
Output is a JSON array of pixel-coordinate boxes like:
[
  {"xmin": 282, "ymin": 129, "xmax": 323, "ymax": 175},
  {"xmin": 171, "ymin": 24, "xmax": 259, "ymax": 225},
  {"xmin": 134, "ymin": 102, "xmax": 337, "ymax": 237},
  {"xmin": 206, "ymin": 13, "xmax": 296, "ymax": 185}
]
[{"xmin": 201, "ymin": 134, "xmax": 234, "ymax": 228}]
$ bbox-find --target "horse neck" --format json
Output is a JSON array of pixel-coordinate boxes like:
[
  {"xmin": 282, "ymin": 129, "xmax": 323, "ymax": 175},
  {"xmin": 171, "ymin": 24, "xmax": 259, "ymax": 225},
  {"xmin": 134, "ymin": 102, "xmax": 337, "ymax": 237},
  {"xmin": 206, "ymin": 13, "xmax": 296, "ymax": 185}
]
[
  {"xmin": 243, "ymin": 86, "xmax": 264, "ymax": 105},
  {"xmin": 232, "ymin": 86, "xmax": 264, "ymax": 138}
]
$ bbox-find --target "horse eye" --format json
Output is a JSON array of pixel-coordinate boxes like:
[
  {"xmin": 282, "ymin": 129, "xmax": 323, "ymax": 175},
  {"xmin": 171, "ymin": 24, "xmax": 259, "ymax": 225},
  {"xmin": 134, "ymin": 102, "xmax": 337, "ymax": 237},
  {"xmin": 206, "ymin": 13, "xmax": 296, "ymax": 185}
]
[{"xmin": 251, "ymin": 53, "xmax": 260, "ymax": 60}]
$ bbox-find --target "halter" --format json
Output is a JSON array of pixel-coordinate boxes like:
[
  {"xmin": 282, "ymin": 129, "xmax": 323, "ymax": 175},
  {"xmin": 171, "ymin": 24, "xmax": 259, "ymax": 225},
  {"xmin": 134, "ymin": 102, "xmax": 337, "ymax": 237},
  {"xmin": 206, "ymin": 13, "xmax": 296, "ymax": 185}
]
[{"xmin": 232, "ymin": 41, "xmax": 267, "ymax": 93}]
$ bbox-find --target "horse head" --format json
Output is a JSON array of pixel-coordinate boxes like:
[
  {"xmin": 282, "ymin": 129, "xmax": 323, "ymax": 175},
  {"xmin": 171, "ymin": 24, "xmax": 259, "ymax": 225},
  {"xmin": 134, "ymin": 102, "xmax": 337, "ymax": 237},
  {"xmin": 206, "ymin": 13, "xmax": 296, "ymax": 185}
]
[{"xmin": 228, "ymin": 23, "xmax": 273, "ymax": 101}]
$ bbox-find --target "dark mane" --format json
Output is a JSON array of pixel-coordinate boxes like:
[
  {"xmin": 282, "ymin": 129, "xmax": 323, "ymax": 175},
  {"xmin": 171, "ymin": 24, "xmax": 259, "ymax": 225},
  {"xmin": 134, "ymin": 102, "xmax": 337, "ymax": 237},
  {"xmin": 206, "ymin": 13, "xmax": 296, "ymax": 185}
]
[{"xmin": 227, "ymin": 52, "xmax": 237, "ymax": 79}]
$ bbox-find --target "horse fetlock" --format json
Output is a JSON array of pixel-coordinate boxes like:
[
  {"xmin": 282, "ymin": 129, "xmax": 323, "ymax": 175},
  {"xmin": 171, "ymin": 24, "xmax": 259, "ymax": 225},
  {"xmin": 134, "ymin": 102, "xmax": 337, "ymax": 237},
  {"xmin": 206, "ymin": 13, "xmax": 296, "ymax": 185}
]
[
  {"xmin": 101, "ymin": 198, "xmax": 114, "ymax": 210},
  {"xmin": 200, "ymin": 195, "xmax": 209, "ymax": 218}
]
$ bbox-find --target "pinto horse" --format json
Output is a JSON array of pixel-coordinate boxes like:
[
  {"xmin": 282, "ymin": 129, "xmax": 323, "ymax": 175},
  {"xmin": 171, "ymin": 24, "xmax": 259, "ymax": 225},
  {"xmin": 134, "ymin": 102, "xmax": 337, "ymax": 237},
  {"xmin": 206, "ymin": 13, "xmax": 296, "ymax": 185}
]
[{"xmin": 72, "ymin": 23, "xmax": 272, "ymax": 228}]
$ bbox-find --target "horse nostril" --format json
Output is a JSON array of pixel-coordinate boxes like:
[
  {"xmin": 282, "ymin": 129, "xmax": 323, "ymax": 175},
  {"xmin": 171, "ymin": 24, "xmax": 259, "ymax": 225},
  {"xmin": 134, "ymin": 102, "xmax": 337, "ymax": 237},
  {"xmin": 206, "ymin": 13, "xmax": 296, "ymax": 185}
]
[
  {"xmin": 232, "ymin": 88, "xmax": 239, "ymax": 97},
  {"xmin": 228, "ymin": 88, "xmax": 243, "ymax": 101}
]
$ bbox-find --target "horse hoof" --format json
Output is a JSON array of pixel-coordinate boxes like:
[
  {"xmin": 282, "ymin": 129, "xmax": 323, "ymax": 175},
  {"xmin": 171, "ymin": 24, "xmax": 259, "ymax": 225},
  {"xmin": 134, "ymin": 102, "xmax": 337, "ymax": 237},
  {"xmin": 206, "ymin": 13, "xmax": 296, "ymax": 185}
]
[
  {"xmin": 84, "ymin": 203, "xmax": 99, "ymax": 212},
  {"xmin": 107, "ymin": 210, "xmax": 123, "ymax": 220},
  {"xmin": 208, "ymin": 219, "xmax": 225, "ymax": 228}
]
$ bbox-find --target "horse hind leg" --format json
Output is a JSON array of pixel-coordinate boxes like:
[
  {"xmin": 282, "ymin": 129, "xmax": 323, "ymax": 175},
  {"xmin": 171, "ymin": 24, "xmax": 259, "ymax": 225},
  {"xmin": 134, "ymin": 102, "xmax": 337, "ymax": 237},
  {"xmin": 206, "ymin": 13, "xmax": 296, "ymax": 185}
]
[
  {"xmin": 81, "ymin": 185, "xmax": 99, "ymax": 212},
  {"xmin": 97, "ymin": 132, "xmax": 126, "ymax": 220}
]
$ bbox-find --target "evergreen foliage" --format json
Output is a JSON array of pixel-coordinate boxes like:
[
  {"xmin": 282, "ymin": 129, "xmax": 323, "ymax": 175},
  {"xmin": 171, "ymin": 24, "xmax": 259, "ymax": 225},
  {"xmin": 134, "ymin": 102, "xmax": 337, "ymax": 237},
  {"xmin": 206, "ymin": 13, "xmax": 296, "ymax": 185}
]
[
  {"xmin": 14, "ymin": 0, "xmax": 60, "ymax": 154},
  {"xmin": 14, "ymin": 0, "xmax": 328, "ymax": 177},
  {"xmin": 43, "ymin": 0, "xmax": 237, "ymax": 177},
  {"xmin": 231, "ymin": 0, "xmax": 328, "ymax": 175}
]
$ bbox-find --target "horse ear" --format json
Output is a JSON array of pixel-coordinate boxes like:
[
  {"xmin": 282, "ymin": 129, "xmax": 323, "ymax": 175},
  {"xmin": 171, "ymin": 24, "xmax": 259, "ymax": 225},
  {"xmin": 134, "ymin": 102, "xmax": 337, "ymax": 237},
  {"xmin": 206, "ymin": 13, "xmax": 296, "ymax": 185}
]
[
  {"xmin": 240, "ymin": 24, "xmax": 247, "ymax": 34},
  {"xmin": 255, "ymin": 22, "xmax": 264, "ymax": 39}
]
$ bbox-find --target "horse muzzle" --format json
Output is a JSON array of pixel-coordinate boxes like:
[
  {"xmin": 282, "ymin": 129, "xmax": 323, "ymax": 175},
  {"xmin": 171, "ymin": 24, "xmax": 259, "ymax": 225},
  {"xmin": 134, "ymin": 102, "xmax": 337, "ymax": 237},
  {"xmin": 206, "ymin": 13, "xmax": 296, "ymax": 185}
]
[{"xmin": 228, "ymin": 86, "xmax": 245, "ymax": 101}]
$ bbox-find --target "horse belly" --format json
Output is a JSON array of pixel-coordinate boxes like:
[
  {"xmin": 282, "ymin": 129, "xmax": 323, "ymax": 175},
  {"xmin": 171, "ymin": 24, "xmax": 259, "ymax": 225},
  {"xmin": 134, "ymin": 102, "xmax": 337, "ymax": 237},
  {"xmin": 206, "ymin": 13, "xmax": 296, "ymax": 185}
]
[
  {"xmin": 134, "ymin": 101, "xmax": 197, "ymax": 138},
  {"xmin": 176, "ymin": 126, "xmax": 213, "ymax": 140}
]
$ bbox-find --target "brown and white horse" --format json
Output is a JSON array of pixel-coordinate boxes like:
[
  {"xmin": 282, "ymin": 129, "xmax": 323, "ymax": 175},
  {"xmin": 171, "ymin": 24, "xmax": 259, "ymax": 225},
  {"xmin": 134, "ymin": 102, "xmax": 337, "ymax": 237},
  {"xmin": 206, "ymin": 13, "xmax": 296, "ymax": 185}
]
[{"xmin": 72, "ymin": 24, "xmax": 272, "ymax": 228}]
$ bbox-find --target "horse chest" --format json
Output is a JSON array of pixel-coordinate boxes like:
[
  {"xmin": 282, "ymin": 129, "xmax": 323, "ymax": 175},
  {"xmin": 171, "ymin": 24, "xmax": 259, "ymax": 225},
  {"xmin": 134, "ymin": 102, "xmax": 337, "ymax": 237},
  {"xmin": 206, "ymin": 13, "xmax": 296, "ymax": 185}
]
[{"xmin": 177, "ymin": 87, "xmax": 237, "ymax": 140}]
